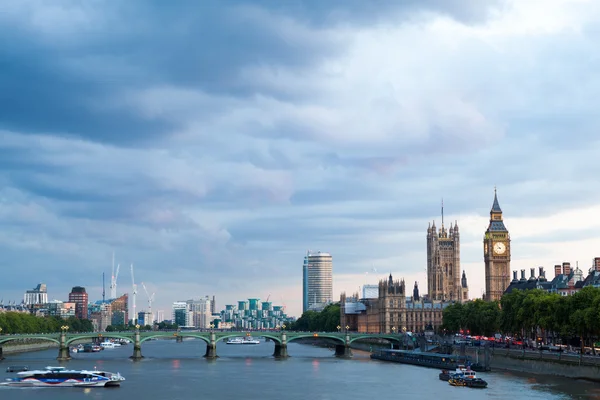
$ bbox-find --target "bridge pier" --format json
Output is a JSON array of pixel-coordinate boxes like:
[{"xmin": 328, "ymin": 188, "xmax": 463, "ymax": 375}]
[
  {"xmin": 0, "ymin": 346, "xmax": 4, "ymax": 361},
  {"xmin": 335, "ymin": 334, "xmax": 353, "ymax": 358},
  {"xmin": 334, "ymin": 344, "xmax": 352, "ymax": 358},
  {"xmin": 130, "ymin": 330, "xmax": 144, "ymax": 360},
  {"xmin": 204, "ymin": 332, "xmax": 218, "ymax": 359},
  {"xmin": 273, "ymin": 332, "xmax": 288, "ymax": 358},
  {"xmin": 56, "ymin": 332, "xmax": 71, "ymax": 361},
  {"xmin": 176, "ymin": 335, "xmax": 183, "ymax": 343}
]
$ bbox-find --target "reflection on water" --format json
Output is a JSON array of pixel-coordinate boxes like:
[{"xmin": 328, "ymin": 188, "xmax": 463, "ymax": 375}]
[{"xmin": 0, "ymin": 339, "xmax": 597, "ymax": 400}]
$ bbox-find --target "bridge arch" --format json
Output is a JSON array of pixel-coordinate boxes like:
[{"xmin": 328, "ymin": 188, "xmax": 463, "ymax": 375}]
[
  {"xmin": 348, "ymin": 335, "xmax": 404, "ymax": 344},
  {"xmin": 286, "ymin": 334, "xmax": 345, "ymax": 345},
  {"xmin": 148, "ymin": 333, "xmax": 209, "ymax": 344},
  {"xmin": 0, "ymin": 336, "xmax": 60, "ymax": 345},
  {"xmin": 66, "ymin": 334, "xmax": 134, "ymax": 346}
]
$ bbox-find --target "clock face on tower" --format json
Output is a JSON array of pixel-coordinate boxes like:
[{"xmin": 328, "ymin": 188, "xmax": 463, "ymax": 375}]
[{"xmin": 493, "ymin": 242, "xmax": 506, "ymax": 255}]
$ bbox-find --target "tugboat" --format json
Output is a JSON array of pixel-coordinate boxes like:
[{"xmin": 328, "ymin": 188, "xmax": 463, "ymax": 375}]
[
  {"xmin": 463, "ymin": 377, "xmax": 488, "ymax": 388},
  {"xmin": 439, "ymin": 365, "xmax": 476, "ymax": 381},
  {"xmin": 441, "ymin": 365, "xmax": 488, "ymax": 388}
]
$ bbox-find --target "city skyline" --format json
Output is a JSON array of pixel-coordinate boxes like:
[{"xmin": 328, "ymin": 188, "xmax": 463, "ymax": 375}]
[{"xmin": 2, "ymin": 1, "xmax": 600, "ymax": 317}]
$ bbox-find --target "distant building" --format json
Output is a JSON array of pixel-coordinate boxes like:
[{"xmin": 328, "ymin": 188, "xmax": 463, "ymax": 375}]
[
  {"xmin": 483, "ymin": 189, "xmax": 511, "ymax": 301},
  {"xmin": 427, "ymin": 205, "xmax": 465, "ymax": 302},
  {"xmin": 340, "ymin": 274, "xmax": 451, "ymax": 334},
  {"xmin": 217, "ymin": 298, "xmax": 293, "ymax": 330},
  {"xmin": 155, "ymin": 310, "xmax": 165, "ymax": 323},
  {"xmin": 302, "ymin": 250, "xmax": 333, "ymax": 313},
  {"xmin": 504, "ymin": 260, "xmax": 600, "ymax": 296},
  {"xmin": 68, "ymin": 286, "xmax": 89, "ymax": 319},
  {"xmin": 110, "ymin": 294, "xmax": 129, "ymax": 326},
  {"xmin": 89, "ymin": 301, "xmax": 112, "ymax": 332},
  {"xmin": 187, "ymin": 297, "xmax": 212, "ymax": 329},
  {"xmin": 46, "ymin": 300, "xmax": 76, "ymax": 319},
  {"xmin": 172, "ymin": 301, "xmax": 189, "ymax": 326},
  {"xmin": 24, "ymin": 283, "xmax": 48, "ymax": 306},
  {"xmin": 362, "ymin": 284, "xmax": 378, "ymax": 299},
  {"xmin": 138, "ymin": 311, "xmax": 153, "ymax": 326}
]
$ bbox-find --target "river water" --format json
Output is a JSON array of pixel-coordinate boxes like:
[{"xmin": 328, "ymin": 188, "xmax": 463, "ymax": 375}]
[{"xmin": 1, "ymin": 339, "xmax": 598, "ymax": 399}]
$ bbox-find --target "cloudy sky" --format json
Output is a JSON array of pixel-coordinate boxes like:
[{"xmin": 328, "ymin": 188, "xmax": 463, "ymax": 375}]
[{"xmin": 1, "ymin": 0, "xmax": 600, "ymax": 318}]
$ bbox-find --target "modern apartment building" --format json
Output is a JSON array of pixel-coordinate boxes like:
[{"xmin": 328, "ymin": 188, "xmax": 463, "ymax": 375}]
[
  {"xmin": 302, "ymin": 250, "xmax": 333, "ymax": 313},
  {"xmin": 68, "ymin": 286, "xmax": 89, "ymax": 319}
]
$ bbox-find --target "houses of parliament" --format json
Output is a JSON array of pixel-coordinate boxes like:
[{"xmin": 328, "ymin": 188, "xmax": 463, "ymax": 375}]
[{"xmin": 340, "ymin": 190, "xmax": 511, "ymax": 333}]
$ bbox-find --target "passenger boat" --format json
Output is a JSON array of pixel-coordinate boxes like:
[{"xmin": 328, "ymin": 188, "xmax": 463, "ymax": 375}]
[
  {"xmin": 100, "ymin": 340, "xmax": 121, "ymax": 349},
  {"xmin": 370, "ymin": 349, "xmax": 469, "ymax": 370},
  {"xmin": 439, "ymin": 365, "xmax": 477, "ymax": 381},
  {"xmin": 226, "ymin": 337, "xmax": 260, "ymax": 345},
  {"xmin": 0, "ymin": 366, "xmax": 125, "ymax": 387}
]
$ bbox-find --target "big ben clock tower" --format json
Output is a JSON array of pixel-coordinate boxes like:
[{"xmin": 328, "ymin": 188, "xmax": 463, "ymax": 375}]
[{"xmin": 483, "ymin": 188, "xmax": 511, "ymax": 301}]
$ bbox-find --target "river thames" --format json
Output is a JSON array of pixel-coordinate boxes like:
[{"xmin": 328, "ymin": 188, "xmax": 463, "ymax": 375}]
[{"xmin": 1, "ymin": 339, "xmax": 598, "ymax": 399}]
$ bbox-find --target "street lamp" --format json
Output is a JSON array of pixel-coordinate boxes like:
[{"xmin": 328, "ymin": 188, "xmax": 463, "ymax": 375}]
[
  {"xmin": 337, "ymin": 325, "xmax": 341, "ymax": 333},
  {"xmin": 0, "ymin": 327, "xmax": 3, "ymax": 335},
  {"xmin": 275, "ymin": 325, "xmax": 280, "ymax": 330},
  {"xmin": 281, "ymin": 324, "xmax": 286, "ymax": 331},
  {"xmin": 345, "ymin": 325, "xmax": 350, "ymax": 333},
  {"xmin": 60, "ymin": 325, "xmax": 69, "ymax": 332},
  {"xmin": 135, "ymin": 324, "xmax": 140, "ymax": 330},
  {"xmin": 209, "ymin": 323, "xmax": 215, "ymax": 332},
  {"xmin": 392, "ymin": 327, "xmax": 397, "ymax": 334}
]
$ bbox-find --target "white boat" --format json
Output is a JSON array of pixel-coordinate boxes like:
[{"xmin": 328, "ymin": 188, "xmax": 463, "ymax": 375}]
[
  {"xmin": 99, "ymin": 340, "xmax": 121, "ymax": 349},
  {"xmin": 0, "ymin": 366, "xmax": 125, "ymax": 387},
  {"xmin": 226, "ymin": 337, "xmax": 260, "ymax": 345}
]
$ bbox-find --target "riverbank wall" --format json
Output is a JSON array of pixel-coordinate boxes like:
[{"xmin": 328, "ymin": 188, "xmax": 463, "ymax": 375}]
[
  {"xmin": 292, "ymin": 337, "xmax": 411, "ymax": 353},
  {"xmin": 1, "ymin": 338, "xmax": 93, "ymax": 355},
  {"xmin": 463, "ymin": 346, "xmax": 600, "ymax": 382},
  {"xmin": 2, "ymin": 341, "xmax": 58, "ymax": 355}
]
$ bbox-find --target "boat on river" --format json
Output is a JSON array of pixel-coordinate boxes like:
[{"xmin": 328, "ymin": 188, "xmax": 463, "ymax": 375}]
[
  {"xmin": 448, "ymin": 376, "xmax": 488, "ymax": 388},
  {"xmin": 100, "ymin": 340, "xmax": 122, "ymax": 349},
  {"xmin": 370, "ymin": 349, "xmax": 469, "ymax": 369},
  {"xmin": 0, "ymin": 366, "xmax": 125, "ymax": 388},
  {"xmin": 226, "ymin": 337, "xmax": 260, "ymax": 345},
  {"xmin": 439, "ymin": 365, "xmax": 477, "ymax": 381}
]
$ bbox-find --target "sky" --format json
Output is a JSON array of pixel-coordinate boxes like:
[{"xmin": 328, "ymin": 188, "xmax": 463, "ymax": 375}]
[{"xmin": 1, "ymin": 0, "xmax": 600, "ymax": 318}]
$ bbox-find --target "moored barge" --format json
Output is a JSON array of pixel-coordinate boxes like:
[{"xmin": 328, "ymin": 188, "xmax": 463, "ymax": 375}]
[{"xmin": 370, "ymin": 349, "xmax": 470, "ymax": 369}]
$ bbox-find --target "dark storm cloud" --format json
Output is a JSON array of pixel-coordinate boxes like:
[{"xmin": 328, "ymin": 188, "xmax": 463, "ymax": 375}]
[
  {"xmin": 1, "ymin": 0, "xmax": 599, "ymax": 313},
  {"xmin": 0, "ymin": 0, "xmax": 506, "ymax": 147}
]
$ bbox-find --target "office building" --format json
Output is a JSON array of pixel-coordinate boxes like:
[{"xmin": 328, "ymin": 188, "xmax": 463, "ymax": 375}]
[
  {"xmin": 302, "ymin": 250, "xmax": 333, "ymax": 313},
  {"xmin": 68, "ymin": 286, "xmax": 89, "ymax": 319},
  {"xmin": 24, "ymin": 283, "xmax": 48, "ymax": 306}
]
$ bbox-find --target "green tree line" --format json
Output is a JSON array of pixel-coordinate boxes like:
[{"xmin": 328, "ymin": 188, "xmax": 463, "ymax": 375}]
[
  {"xmin": 0, "ymin": 312, "xmax": 94, "ymax": 334},
  {"xmin": 442, "ymin": 287, "xmax": 600, "ymax": 350},
  {"xmin": 288, "ymin": 303, "xmax": 340, "ymax": 332}
]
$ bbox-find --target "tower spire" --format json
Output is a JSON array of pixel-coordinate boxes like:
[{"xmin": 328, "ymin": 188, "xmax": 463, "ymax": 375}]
[
  {"xmin": 491, "ymin": 187, "xmax": 502, "ymax": 212},
  {"xmin": 441, "ymin": 198, "xmax": 444, "ymax": 228}
]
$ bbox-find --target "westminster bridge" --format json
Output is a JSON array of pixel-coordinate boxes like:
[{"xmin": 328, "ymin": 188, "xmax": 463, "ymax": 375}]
[{"xmin": 0, "ymin": 329, "xmax": 411, "ymax": 361}]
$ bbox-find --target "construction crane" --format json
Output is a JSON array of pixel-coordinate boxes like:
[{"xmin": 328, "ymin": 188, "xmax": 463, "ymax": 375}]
[
  {"xmin": 280, "ymin": 295, "xmax": 286, "ymax": 313},
  {"xmin": 266, "ymin": 294, "xmax": 271, "ymax": 302},
  {"xmin": 131, "ymin": 264, "xmax": 137, "ymax": 325},
  {"xmin": 110, "ymin": 252, "xmax": 120, "ymax": 299},
  {"xmin": 141, "ymin": 282, "xmax": 155, "ymax": 322}
]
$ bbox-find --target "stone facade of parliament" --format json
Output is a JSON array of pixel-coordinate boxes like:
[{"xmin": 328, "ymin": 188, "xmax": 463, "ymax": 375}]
[
  {"xmin": 340, "ymin": 203, "xmax": 472, "ymax": 334},
  {"xmin": 340, "ymin": 191, "xmax": 510, "ymax": 334}
]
